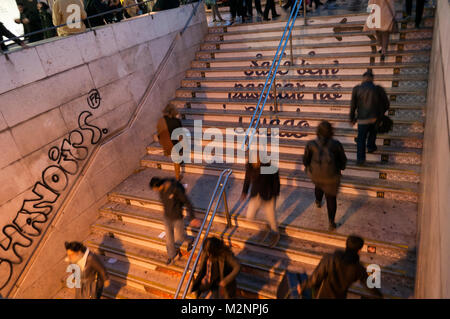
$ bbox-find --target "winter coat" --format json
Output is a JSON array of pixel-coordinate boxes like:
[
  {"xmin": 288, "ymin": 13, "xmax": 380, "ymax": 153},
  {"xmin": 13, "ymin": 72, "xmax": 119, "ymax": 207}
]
[
  {"xmin": 75, "ymin": 252, "xmax": 109, "ymax": 299},
  {"xmin": 350, "ymin": 81, "xmax": 390, "ymax": 124},
  {"xmin": 39, "ymin": 9, "xmax": 57, "ymax": 39},
  {"xmin": 158, "ymin": 179, "xmax": 195, "ymax": 221},
  {"xmin": 191, "ymin": 249, "xmax": 241, "ymax": 299},
  {"xmin": 53, "ymin": 0, "xmax": 87, "ymax": 36},
  {"xmin": 303, "ymin": 137, "xmax": 347, "ymax": 196},
  {"xmin": 301, "ymin": 250, "xmax": 383, "ymax": 299},
  {"xmin": 242, "ymin": 162, "xmax": 280, "ymax": 201},
  {"xmin": 363, "ymin": 0, "xmax": 396, "ymax": 32}
]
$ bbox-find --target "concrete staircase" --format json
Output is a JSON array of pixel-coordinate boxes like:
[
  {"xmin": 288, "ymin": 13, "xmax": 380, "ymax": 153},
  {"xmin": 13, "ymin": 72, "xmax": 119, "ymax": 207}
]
[{"xmin": 54, "ymin": 8, "xmax": 434, "ymax": 299}]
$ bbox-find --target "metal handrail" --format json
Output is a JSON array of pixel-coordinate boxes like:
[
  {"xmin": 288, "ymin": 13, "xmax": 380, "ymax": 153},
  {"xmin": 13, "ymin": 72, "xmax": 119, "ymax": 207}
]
[
  {"xmin": 174, "ymin": 168, "xmax": 233, "ymax": 299},
  {"xmin": 4, "ymin": 1, "xmax": 204, "ymax": 298},
  {"xmin": 0, "ymin": 0, "xmax": 198, "ymax": 47},
  {"xmin": 241, "ymin": 0, "xmax": 304, "ymax": 151}
]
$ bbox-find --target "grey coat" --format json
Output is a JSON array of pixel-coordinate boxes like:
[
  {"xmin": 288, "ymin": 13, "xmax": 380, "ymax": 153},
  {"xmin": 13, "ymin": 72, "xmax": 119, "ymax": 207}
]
[{"xmin": 75, "ymin": 252, "xmax": 109, "ymax": 299}]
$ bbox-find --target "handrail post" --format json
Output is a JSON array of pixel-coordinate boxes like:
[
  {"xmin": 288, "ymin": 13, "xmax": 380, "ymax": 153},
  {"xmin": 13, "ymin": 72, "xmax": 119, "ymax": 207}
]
[
  {"xmin": 289, "ymin": 32, "xmax": 294, "ymax": 66},
  {"xmin": 304, "ymin": 1, "xmax": 307, "ymax": 26},
  {"xmin": 274, "ymin": 74, "xmax": 278, "ymax": 113},
  {"xmin": 222, "ymin": 189, "xmax": 231, "ymax": 228}
]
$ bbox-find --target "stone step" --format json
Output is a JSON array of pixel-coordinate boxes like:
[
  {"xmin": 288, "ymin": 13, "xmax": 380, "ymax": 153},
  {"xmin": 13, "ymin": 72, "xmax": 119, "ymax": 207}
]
[
  {"xmin": 90, "ymin": 208, "xmax": 413, "ymax": 298},
  {"xmin": 179, "ymin": 103, "xmax": 425, "ymax": 127},
  {"xmin": 172, "ymin": 97, "xmax": 425, "ymax": 120},
  {"xmin": 148, "ymin": 136, "xmax": 422, "ymax": 165},
  {"xmin": 186, "ymin": 61, "xmax": 430, "ymax": 78},
  {"xmin": 182, "ymin": 74, "xmax": 428, "ymax": 87},
  {"xmin": 197, "ymin": 38, "xmax": 432, "ymax": 58},
  {"xmin": 107, "ymin": 167, "xmax": 417, "ymax": 252},
  {"xmin": 195, "ymin": 50, "xmax": 431, "ymax": 66},
  {"xmin": 179, "ymin": 118, "xmax": 423, "ymax": 145},
  {"xmin": 203, "ymin": 28, "xmax": 432, "ymax": 49},
  {"xmin": 141, "ymin": 153, "xmax": 419, "ymax": 201},
  {"xmin": 146, "ymin": 141, "xmax": 420, "ymax": 183},
  {"xmin": 208, "ymin": 16, "xmax": 434, "ymax": 37}
]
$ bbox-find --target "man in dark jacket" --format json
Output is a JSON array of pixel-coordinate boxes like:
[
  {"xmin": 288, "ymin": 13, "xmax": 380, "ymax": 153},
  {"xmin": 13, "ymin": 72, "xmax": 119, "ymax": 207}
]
[
  {"xmin": 303, "ymin": 121, "xmax": 347, "ymax": 231},
  {"xmin": 1, "ymin": 22, "xmax": 27, "ymax": 52},
  {"xmin": 15, "ymin": 2, "xmax": 43, "ymax": 43},
  {"xmin": 191, "ymin": 237, "xmax": 241, "ymax": 299},
  {"xmin": 65, "ymin": 241, "xmax": 110, "ymax": 299},
  {"xmin": 241, "ymin": 155, "xmax": 281, "ymax": 247},
  {"xmin": 350, "ymin": 70, "xmax": 390, "ymax": 165},
  {"xmin": 301, "ymin": 235, "xmax": 383, "ymax": 299},
  {"xmin": 150, "ymin": 177, "xmax": 201, "ymax": 265},
  {"xmin": 85, "ymin": 0, "xmax": 109, "ymax": 27}
]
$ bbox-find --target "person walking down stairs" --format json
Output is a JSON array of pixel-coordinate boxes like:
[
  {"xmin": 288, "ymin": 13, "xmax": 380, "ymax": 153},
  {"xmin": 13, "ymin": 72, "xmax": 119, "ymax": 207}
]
[
  {"xmin": 350, "ymin": 70, "xmax": 390, "ymax": 165},
  {"xmin": 156, "ymin": 104, "xmax": 184, "ymax": 181},
  {"xmin": 241, "ymin": 155, "xmax": 281, "ymax": 247},
  {"xmin": 303, "ymin": 121, "xmax": 347, "ymax": 231},
  {"xmin": 150, "ymin": 177, "xmax": 202, "ymax": 265},
  {"xmin": 300, "ymin": 235, "xmax": 384, "ymax": 298},
  {"xmin": 64, "ymin": 241, "xmax": 110, "ymax": 299},
  {"xmin": 190, "ymin": 237, "xmax": 241, "ymax": 299},
  {"xmin": 206, "ymin": 0, "xmax": 225, "ymax": 22}
]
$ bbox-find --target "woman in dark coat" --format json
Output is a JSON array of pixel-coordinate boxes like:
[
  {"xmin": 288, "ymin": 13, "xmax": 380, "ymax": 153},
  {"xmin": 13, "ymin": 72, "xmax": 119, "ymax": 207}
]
[
  {"xmin": 303, "ymin": 121, "xmax": 347, "ymax": 231},
  {"xmin": 191, "ymin": 237, "xmax": 241, "ymax": 299},
  {"xmin": 37, "ymin": 2, "xmax": 56, "ymax": 39},
  {"xmin": 156, "ymin": 103, "xmax": 183, "ymax": 181}
]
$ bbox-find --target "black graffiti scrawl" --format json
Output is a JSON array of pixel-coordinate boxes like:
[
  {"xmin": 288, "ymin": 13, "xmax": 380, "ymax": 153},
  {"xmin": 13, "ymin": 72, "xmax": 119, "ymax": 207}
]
[{"xmin": 0, "ymin": 89, "xmax": 108, "ymax": 292}]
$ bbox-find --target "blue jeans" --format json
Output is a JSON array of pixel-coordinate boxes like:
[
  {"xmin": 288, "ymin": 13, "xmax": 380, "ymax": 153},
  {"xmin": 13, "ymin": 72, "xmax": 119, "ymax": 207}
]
[{"xmin": 357, "ymin": 123, "xmax": 377, "ymax": 162}]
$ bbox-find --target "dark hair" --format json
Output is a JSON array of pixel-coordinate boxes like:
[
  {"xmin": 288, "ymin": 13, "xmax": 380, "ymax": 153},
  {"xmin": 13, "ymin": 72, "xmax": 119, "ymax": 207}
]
[
  {"xmin": 204, "ymin": 237, "xmax": 230, "ymax": 258},
  {"xmin": 316, "ymin": 121, "xmax": 334, "ymax": 140},
  {"xmin": 65, "ymin": 241, "xmax": 86, "ymax": 253},
  {"xmin": 363, "ymin": 69, "xmax": 374, "ymax": 79},
  {"xmin": 16, "ymin": 2, "xmax": 24, "ymax": 6},
  {"xmin": 38, "ymin": 2, "xmax": 50, "ymax": 10},
  {"xmin": 149, "ymin": 177, "xmax": 164, "ymax": 188},
  {"xmin": 345, "ymin": 235, "xmax": 364, "ymax": 253}
]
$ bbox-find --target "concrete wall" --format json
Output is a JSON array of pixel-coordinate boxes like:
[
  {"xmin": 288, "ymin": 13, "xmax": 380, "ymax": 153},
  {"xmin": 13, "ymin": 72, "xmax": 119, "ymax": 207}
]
[
  {"xmin": 0, "ymin": 5, "xmax": 207, "ymax": 298},
  {"xmin": 415, "ymin": 0, "xmax": 450, "ymax": 299}
]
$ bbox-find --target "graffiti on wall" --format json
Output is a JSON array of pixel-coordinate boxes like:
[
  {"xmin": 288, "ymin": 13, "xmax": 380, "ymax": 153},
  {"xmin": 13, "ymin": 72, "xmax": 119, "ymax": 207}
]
[{"xmin": 0, "ymin": 89, "xmax": 108, "ymax": 292}]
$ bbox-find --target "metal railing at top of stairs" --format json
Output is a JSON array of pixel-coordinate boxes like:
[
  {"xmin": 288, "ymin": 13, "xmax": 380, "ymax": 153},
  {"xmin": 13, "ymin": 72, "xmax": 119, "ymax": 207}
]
[
  {"xmin": 4, "ymin": 1, "xmax": 204, "ymax": 298},
  {"xmin": 174, "ymin": 168, "xmax": 233, "ymax": 299},
  {"xmin": 241, "ymin": 0, "xmax": 305, "ymax": 151}
]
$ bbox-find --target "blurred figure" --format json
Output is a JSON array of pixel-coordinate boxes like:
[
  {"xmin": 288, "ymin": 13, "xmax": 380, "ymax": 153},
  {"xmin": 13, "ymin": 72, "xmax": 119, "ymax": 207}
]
[
  {"xmin": 246, "ymin": 0, "xmax": 263, "ymax": 17},
  {"xmin": 52, "ymin": 0, "xmax": 87, "ymax": 36},
  {"xmin": 37, "ymin": 2, "xmax": 56, "ymax": 39},
  {"xmin": 263, "ymin": 0, "xmax": 280, "ymax": 21},
  {"xmin": 363, "ymin": 0, "xmax": 396, "ymax": 62},
  {"xmin": 150, "ymin": 177, "xmax": 202, "ymax": 265},
  {"xmin": 104, "ymin": 0, "xmax": 124, "ymax": 23},
  {"xmin": 191, "ymin": 237, "xmax": 241, "ymax": 299},
  {"xmin": 153, "ymin": 0, "xmax": 180, "ymax": 11},
  {"xmin": 229, "ymin": 0, "xmax": 245, "ymax": 24},
  {"xmin": 303, "ymin": 121, "xmax": 347, "ymax": 231},
  {"xmin": 15, "ymin": 2, "xmax": 43, "ymax": 43},
  {"xmin": 64, "ymin": 241, "xmax": 110, "ymax": 299},
  {"xmin": 206, "ymin": 0, "xmax": 225, "ymax": 22},
  {"xmin": 241, "ymin": 153, "xmax": 281, "ymax": 247},
  {"xmin": 0, "ymin": 21, "xmax": 27, "ymax": 51},
  {"xmin": 156, "ymin": 104, "xmax": 184, "ymax": 181},
  {"xmin": 300, "ymin": 235, "xmax": 383, "ymax": 299},
  {"xmin": 122, "ymin": 0, "xmax": 139, "ymax": 18},
  {"xmin": 350, "ymin": 70, "xmax": 390, "ymax": 165},
  {"xmin": 85, "ymin": 0, "xmax": 109, "ymax": 27},
  {"xmin": 405, "ymin": 0, "xmax": 425, "ymax": 28}
]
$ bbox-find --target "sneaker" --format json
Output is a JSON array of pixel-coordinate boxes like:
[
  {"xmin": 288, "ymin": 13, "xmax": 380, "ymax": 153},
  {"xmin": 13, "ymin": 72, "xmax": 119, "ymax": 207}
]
[
  {"xmin": 272, "ymin": 13, "xmax": 281, "ymax": 18},
  {"xmin": 315, "ymin": 200, "xmax": 322, "ymax": 208},
  {"xmin": 368, "ymin": 146, "xmax": 377, "ymax": 153},
  {"xmin": 166, "ymin": 250, "xmax": 182, "ymax": 265},
  {"xmin": 263, "ymin": 17, "xmax": 271, "ymax": 21}
]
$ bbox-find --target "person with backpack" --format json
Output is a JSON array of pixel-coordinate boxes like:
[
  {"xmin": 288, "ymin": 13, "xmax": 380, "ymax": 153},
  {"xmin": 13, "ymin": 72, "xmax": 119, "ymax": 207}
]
[
  {"xmin": 303, "ymin": 121, "xmax": 347, "ymax": 231},
  {"xmin": 350, "ymin": 70, "xmax": 390, "ymax": 165},
  {"xmin": 150, "ymin": 177, "xmax": 202, "ymax": 265},
  {"xmin": 300, "ymin": 235, "xmax": 383, "ymax": 299}
]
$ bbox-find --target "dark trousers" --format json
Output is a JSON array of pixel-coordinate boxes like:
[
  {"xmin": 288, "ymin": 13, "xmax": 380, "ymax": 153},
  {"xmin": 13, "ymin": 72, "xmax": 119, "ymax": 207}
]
[
  {"xmin": 315, "ymin": 187, "xmax": 337, "ymax": 224},
  {"xmin": 247, "ymin": 0, "xmax": 263, "ymax": 15},
  {"xmin": 230, "ymin": 0, "xmax": 245, "ymax": 18},
  {"xmin": 309, "ymin": 0, "xmax": 322, "ymax": 8},
  {"xmin": 356, "ymin": 123, "xmax": 377, "ymax": 162},
  {"xmin": 405, "ymin": 0, "xmax": 425, "ymax": 27},
  {"xmin": 264, "ymin": 0, "xmax": 277, "ymax": 18}
]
